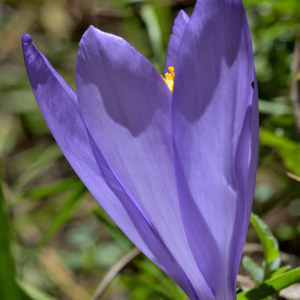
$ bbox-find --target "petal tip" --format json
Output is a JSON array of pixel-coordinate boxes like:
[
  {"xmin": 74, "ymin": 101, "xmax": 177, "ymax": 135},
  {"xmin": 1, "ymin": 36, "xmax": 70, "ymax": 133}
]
[
  {"xmin": 86, "ymin": 25, "xmax": 98, "ymax": 36},
  {"xmin": 178, "ymin": 9, "xmax": 189, "ymax": 22},
  {"xmin": 79, "ymin": 25, "xmax": 98, "ymax": 47},
  {"xmin": 21, "ymin": 34, "xmax": 32, "ymax": 45}
]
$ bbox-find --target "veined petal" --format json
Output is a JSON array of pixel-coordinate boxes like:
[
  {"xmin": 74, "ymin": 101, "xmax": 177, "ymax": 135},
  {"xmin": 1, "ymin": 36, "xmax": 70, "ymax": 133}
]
[
  {"xmin": 164, "ymin": 10, "xmax": 189, "ymax": 74},
  {"xmin": 75, "ymin": 26, "xmax": 213, "ymax": 300},
  {"xmin": 172, "ymin": 0, "xmax": 258, "ymax": 299},
  {"xmin": 21, "ymin": 34, "xmax": 199, "ymax": 300}
]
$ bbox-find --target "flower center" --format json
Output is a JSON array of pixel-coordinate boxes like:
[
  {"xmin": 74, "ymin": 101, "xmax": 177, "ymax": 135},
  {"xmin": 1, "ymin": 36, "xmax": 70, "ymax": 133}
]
[{"xmin": 163, "ymin": 66, "xmax": 175, "ymax": 92}]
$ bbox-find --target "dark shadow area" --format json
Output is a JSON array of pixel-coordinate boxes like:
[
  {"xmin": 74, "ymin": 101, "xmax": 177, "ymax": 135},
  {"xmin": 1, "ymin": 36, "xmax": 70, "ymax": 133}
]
[{"xmin": 242, "ymin": 282, "xmax": 276, "ymax": 299}]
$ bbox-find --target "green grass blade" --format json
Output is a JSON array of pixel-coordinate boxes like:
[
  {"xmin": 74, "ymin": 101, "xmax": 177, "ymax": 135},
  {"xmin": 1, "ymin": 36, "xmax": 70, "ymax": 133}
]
[
  {"xmin": 270, "ymin": 265, "xmax": 291, "ymax": 278},
  {"xmin": 27, "ymin": 183, "xmax": 86, "ymax": 260},
  {"xmin": 140, "ymin": 4, "xmax": 164, "ymax": 62},
  {"xmin": 12, "ymin": 144, "xmax": 63, "ymax": 193},
  {"xmin": 250, "ymin": 213, "xmax": 280, "ymax": 279},
  {"xmin": 237, "ymin": 266, "xmax": 300, "ymax": 300},
  {"xmin": 0, "ymin": 179, "xmax": 22, "ymax": 300},
  {"xmin": 258, "ymin": 99, "xmax": 291, "ymax": 115},
  {"xmin": 17, "ymin": 279, "xmax": 58, "ymax": 300},
  {"xmin": 24, "ymin": 176, "xmax": 80, "ymax": 199},
  {"xmin": 92, "ymin": 207, "xmax": 132, "ymax": 251}
]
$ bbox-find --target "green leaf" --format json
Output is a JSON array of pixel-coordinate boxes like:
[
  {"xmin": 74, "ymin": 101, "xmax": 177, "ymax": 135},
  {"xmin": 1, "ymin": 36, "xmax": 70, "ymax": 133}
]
[
  {"xmin": 258, "ymin": 100, "xmax": 291, "ymax": 115},
  {"xmin": 237, "ymin": 267, "xmax": 300, "ymax": 300},
  {"xmin": 242, "ymin": 256, "xmax": 264, "ymax": 286},
  {"xmin": 270, "ymin": 265, "xmax": 291, "ymax": 278},
  {"xmin": 259, "ymin": 129, "xmax": 300, "ymax": 177},
  {"xmin": 17, "ymin": 279, "xmax": 58, "ymax": 300},
  {"xmin": 0, "ymin": 180, "xmax": 22, "ymax": 300},
  {"xmin": 250, "ymin": 213, "xmax": 280, "ymax": 280},
  {"xmin": 259, "ymin": 23, "xmax": 294, "ymax": 43}
]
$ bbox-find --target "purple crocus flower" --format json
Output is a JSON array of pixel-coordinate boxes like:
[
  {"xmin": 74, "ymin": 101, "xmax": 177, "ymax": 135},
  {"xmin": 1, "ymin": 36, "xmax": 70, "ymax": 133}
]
[{"xmin": 21, "ymin": 0, "xmax": 258, "ymax": 299}]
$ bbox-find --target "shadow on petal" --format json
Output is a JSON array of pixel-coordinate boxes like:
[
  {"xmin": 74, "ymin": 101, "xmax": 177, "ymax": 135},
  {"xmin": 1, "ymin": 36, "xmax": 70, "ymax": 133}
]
[
  {"xmin": 174, "ymin": 0, "xmax": 247, "ymax": 123},
  {"xmin": 77, "ymin": 27, "xmax": 169, "ymax": 137},
  {"xmin": 88, "ymin": 134, "xmax": 200, "ymax": 300},
  {"xmin": 173, "ymin": 144, "xmax": 219, "ymax": 298}
]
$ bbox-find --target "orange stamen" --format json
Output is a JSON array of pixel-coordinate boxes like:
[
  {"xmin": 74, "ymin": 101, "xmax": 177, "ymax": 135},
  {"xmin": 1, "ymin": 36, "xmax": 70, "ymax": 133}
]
[{"xmin": 163, "ymin": 66, "xmax": 175, "ymax": 92}]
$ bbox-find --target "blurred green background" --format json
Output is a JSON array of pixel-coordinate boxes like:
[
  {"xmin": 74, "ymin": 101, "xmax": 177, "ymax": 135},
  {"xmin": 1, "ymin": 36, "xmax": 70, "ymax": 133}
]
[{"xmin": 1, "ymin": 0, "xmax": 300, "ymax": 299}]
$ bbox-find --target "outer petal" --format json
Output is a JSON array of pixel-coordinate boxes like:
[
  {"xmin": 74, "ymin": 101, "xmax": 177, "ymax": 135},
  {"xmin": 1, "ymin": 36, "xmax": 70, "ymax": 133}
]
[
  {"xmin": 21, "ymin": 34, "xmax": 199, "ymax": 300},
  {"xmin": 164, "ymin": 10, "xmax": 189, "ymax": 74},
  {"xmin": 75, "ymin": 27, "xmax": 214, "ymax": 300},
  {"xmin": 172, "ymin": 0, "xmax": 258, "ymax": 299}
]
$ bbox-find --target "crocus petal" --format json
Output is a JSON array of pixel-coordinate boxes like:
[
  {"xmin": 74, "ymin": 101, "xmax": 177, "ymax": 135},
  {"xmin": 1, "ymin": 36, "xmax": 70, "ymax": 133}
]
[
  {"xmin": 21, "ymin": 34, "xmax": 201, "ymax": 300},
  {"xmin": 172, "ymin": 0, "xmax": 258, "ymax": 299},
  {"xmin": 76, "ymin": 26, "xmax": 214, "ymax": 300},
  {"xmin": 164, "ymin": 10, "xmax": 189, "ymax": 74}
]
